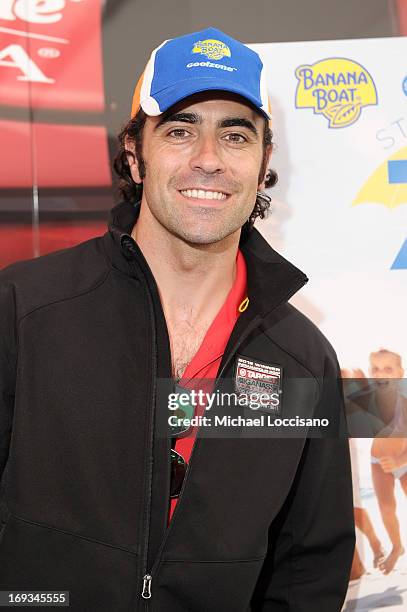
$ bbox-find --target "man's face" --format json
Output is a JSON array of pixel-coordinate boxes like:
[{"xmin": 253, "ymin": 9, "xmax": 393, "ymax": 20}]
[
  {"xmin": 128, "ymin": 91, "xmax": 270, "ymax": 245},
  {"xmin": 369, "ymin": 353, "xmax": 404, "ymax": 389}
]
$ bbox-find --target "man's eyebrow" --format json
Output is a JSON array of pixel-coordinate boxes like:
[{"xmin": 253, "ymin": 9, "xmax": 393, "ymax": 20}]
[
  {"xmin": 218, "ymin": 117, "xmax": 258, "ymax": 136},
  {"xmin": 155, "ymin": 112, "xmax": 201, "ymax": 129}
]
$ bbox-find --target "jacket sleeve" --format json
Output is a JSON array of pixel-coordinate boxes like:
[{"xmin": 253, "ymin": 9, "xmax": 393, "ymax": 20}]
[
  {"xmin": 0, "ymin": 281, "xmax": 17, "ymax": 482},
  {"xmin": 251, "ymin": 357, "xmax": 355, "ymax": 611}
]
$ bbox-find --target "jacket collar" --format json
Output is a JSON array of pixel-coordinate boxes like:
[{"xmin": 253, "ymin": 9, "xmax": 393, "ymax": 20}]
[{"xmin": 103, "ymin": 200, "xmax": 308, "ymax": 317}]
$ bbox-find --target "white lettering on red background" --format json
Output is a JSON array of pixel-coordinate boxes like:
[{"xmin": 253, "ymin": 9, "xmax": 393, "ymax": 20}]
[
  {"xmin": 0, "ymin": 0, "xmax": 105, "ymax": 113},
  {"xmin": 0, "ymin": 1, "xmax": 67, "ymax": 83},
  {"xmin": 0, "ymin": 0, "xmax": 65, "ymax": 24},
  {"xmin": 0, "ymin": 43, "xmax": 54, "ymax": 82}
]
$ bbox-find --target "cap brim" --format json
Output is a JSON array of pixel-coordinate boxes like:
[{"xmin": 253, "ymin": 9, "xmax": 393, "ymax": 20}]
[{"xmin": 141, "ymin": 77, "xmax": 271, "ymax": 120}]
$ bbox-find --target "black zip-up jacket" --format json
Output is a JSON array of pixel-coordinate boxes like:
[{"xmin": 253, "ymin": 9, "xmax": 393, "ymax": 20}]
[{"xmin": 0, "ymin": 201, "xmax": 355, "ymax": 611}]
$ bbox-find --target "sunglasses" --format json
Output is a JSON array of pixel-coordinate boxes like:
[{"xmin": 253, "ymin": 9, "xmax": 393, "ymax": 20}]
[
  {"xmin": 169, "ymin": 383, "xmax": 195, "ymax": 498},
  {"xmin": 170, "ymin": 448, "xmax": 188, "ymax": 499}
]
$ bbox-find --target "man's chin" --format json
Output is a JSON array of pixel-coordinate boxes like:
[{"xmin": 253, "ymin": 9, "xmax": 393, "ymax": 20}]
[
  {"xmin": 178, "ymin": 231, "xmax": 233, "ymax": 246},
  {"xmin": 169, "ymin": 221, "xmax": 242, "ymax": 246}
]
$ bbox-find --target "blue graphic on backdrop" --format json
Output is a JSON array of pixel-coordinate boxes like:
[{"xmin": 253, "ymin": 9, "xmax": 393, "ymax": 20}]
[
  {"xmin": 391, "ymin": 239, "xmax": 407, "ymax": 269},
  {"xmin": 353, "ymin": 148, "xmax": 407, "ymax": 270},
  {"xmin": 388, "ymin": 159, "xmax": 407, "ymax": 183},
  {"xmin": 389, "ymin": 159, "xmax": 407, "ymax": 270}
]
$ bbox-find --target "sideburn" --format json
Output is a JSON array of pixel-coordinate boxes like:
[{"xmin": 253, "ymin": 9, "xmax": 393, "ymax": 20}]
[{"xmin": 135, "ymin": 142, "xmax": 146, "ymax": 180}]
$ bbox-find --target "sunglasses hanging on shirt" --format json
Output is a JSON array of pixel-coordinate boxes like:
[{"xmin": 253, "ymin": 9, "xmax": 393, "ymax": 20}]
[{"xmin": 169, "ymin": 383, "xmax": 196, "ymax": 498}]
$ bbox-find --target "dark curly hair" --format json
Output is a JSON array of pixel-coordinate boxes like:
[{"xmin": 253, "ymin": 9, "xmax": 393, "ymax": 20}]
[{"xmin": 113, "ymin": 108, "xmax": 278, "ymax": 234}]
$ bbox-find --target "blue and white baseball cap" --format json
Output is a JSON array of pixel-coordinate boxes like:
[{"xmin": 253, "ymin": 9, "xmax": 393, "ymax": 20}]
[{"xmin": 131, "ymin": 27, "xmax": 271, "ymax": 120}]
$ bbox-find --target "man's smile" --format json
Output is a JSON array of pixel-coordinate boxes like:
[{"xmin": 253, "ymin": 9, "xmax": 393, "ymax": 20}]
[{"xmin": 179, "ymin": 188, "xmax": 229, "ymax": 201}]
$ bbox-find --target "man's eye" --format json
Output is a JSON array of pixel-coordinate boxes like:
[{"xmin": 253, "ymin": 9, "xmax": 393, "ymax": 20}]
[
  {"xmin": 224, "ymin": 133, "xmax": 247, "ymax": 143},
  {"xmin": 168, "ymin": 128, "xmax": 188, "ymax": 138}
]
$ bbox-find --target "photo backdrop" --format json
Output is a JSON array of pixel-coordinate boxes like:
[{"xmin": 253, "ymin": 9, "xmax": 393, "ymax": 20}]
[{"xmin": 251, "ymin": 36, "xmax": 407, "ymax": 610}]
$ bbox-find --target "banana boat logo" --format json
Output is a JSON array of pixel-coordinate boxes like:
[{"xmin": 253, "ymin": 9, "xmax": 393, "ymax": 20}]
[
  {"xmin": 295, "ymin": 58, "xmax": 378, "ymax": 128},
  {"xmin": 192, "ymin": 39, "xmax": 231, "ymax": 61}
]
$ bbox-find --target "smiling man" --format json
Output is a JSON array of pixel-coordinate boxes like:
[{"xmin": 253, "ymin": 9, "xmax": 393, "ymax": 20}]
[
  {"xmin": 125, "ymin": 91, "xmax": 271, "ymax": 386},
  {"xmin": 130, "ymin": 92, "xmax": 266, "ymax": 244},
  {"xmin": 0, "ymin": 28, "xmax": 354, "ymax": 611}
]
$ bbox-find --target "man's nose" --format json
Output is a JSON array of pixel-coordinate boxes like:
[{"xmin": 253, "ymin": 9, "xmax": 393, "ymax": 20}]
[{"xmin": 189, "ymin": 133, "xmax": 225, "ymax": 175}]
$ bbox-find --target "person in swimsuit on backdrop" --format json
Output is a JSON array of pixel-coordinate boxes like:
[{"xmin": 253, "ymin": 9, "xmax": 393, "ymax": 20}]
[{"xmin": 344, "ymin": 349, "xmax": 407, "ymax": 574}]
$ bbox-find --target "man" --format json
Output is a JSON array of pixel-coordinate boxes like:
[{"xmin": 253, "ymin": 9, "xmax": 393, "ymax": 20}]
[{"xmin": 0, "ymin": 28, "xmax": 354, "ymax": 611}]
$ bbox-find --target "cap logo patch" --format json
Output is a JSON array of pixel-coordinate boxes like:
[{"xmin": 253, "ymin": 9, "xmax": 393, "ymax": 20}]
[{"xmin": 192, "ymin": 39, "xmax": 231, "ymax": 61}]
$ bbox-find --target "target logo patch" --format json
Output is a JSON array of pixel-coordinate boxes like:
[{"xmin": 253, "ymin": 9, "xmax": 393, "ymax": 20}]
[{"xmin": 234, "ymin": 355, "xmax": 283, "ymax": 414}]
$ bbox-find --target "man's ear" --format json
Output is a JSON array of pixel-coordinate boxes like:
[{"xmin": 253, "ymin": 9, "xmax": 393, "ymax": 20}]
[
  {"xmin": 258, "ymin": 144, "xmax": 272, "ymax": 190},
  {"xmin": 124, "ymin": 136, "xmax": 142, "ymax": 183}
]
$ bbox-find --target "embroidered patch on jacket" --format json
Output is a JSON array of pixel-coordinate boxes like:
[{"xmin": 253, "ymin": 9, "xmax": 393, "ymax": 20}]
[{"xmin": 234, "ymin": 354, "xmax": 282, "ymax": 415}]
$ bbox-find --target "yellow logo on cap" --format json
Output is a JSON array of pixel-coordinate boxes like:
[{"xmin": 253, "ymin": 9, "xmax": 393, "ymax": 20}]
[
  {"xmin": 295, "ymin": 58, "xmax": 377, "ymax": 128},
  {"xmin": 192, "ymin": 39, "xmax": 231, "ymax": 61}
]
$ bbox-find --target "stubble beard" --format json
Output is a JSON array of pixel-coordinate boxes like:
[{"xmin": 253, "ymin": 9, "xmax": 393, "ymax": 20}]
[{"xmin": 155, "ymin": 198, "xmax": 252, "ymax": 246}]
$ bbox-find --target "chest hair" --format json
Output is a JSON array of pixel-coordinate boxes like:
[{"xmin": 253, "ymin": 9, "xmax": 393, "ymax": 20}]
[{"xmin": 169, "ymin": 319, "xmax": 210, "ymax": 381}]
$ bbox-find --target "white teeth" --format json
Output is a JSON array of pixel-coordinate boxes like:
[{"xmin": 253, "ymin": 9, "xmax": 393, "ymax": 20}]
[{"xmin": 180, "ymin": 189, "xmax": 227, "ymax": 200}]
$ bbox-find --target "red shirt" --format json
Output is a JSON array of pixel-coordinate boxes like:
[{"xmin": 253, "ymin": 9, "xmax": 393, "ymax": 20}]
[{"xmin": 169, "ymin": 249, "xmax": 247, "ymax": 521}]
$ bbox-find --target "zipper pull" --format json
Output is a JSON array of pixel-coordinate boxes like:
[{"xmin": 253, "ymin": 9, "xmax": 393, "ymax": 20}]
[{"xmin": 141, "ymin": 574, "xmax": 152, "ymax": 599}]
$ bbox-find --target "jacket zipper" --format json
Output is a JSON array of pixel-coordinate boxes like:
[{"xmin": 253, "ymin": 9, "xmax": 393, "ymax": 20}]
[
  {"xmin": 141, "ymin": 574, "xmax": 152, "ymax": 599},
  {"xmin": 137, "ymin": 262, "xmax": 308, "ymax": 603},
  {"xmin": 139, "ymin": 281, "xmax": 156, "ymax": 608},
  {"xmin": 125, "ymin": 248, "xmax": 159, "ymax": 611}
]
